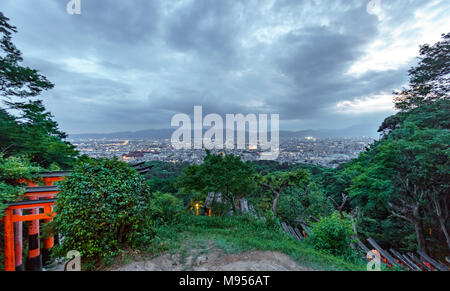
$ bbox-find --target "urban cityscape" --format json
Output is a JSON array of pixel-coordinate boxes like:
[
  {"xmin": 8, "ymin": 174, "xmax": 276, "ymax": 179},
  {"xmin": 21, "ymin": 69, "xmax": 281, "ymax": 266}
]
[{"xmin": 69, "ymin": 136, "xmax": 375, "ymax": 168}]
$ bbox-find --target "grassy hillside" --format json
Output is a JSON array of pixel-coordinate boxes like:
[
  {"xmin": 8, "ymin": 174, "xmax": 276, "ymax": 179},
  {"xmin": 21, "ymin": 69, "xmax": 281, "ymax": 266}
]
[{"xmin": 141, "ymin": 215, "xmax": 368, "ymax": 271}]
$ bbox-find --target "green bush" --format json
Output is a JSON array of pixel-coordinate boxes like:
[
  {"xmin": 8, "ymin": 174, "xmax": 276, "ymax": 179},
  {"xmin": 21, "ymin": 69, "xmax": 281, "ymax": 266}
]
[
  {"xmin": 0, "ymin": 155, "xmax": 41, "ymax": 270},
  {"xmin": 303, "ymin": 188, "xmax": 334, "ymax": 219},
  {"xmin": 263, "ymin": 210, "xmax": 281, "ymax": 231},
  {"xmin": 277, "ymin": 187, "xmax": 305, "ymax": 225},
  {"xmin": 0, "ymin": 155, "xmax": 40, "ymax": 216},
  {"xmin": 210, "ymin": 199, "xmax": 231, "ymax": 216},
  {"xmin": 308, "ymin": 212, "xmax": 354, "ymax": 256},
  {"xmin": 53, "ymin": 158, "xmax": 152, "ymax": 267},
  {"xmin": 150, "ymin": 192, "xmax": 184, "ymax": 225}
]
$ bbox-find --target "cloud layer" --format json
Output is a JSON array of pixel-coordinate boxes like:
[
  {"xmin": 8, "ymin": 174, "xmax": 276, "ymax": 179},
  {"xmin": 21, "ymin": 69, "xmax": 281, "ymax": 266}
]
[{"xmin": 2, "ymin": 0, "xmax": 449, "ymax": 135}]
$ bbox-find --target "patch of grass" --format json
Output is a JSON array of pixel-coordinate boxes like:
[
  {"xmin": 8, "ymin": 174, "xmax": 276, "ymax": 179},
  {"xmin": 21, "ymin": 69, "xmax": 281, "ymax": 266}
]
[
  {"xmin": 147, "ymin": 214, "xmax": 368, "ymax": 271},
  {"xmin": 145, "ymin": 224, "xmax": 183, "ymax": 257}
]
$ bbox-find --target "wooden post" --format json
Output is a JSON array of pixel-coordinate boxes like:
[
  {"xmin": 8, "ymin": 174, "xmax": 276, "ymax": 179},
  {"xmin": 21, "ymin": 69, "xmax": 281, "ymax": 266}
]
[
  {"xmin": 4, "ymin": 208, "xmax": 15, "ymax": 271},
  {"xmin": 26, "ymin": 202, "xmax": 42, "ymax": 271},
  {"xmin": 42, "ymin": 204, "xmax": 54, "ymax": 266},
  {"xmin": 26, "ymin": 180, "xmax": 41, "ymax": 271},
  {"xmin": 43, "ymin": 176, "xmax": 57, "ymax": 252},
  {"xmin": 14, "ymin": 209, "xmax": 24, "ymax": 271}
]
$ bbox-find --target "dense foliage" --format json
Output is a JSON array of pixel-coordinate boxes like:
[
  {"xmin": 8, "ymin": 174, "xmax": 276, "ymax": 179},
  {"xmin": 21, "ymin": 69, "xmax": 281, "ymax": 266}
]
[
  {"xmin": 53, "ymin": 158, "xmax": 152, "ymax": 267},
  {"xmin": 321, "ymin": 33, "xmax": 450, "ymax": 258},
  {"xmin": 256, "ymin": 168, "xmax": 310, "ymax": 215},
  {"xmin": 342, "ymin": 104, "xmax": 450, "ymax": 256},
  {"xmin": 0, "ymin": 154, "xmax": 40, "ymax": 215},
  {"xmin": 143, "ymin": 160, "xmax": 189, "ymax": 194},
  {"xmin": 394, "ymin": 33, "xmax": 449, "ymax": 110},
  {"xmin": 308, "ymin": 212, "xmax": 354, "ymax": 257},
  {"xmin": 176, "ymin": 151, "xmax": 256, "ymax": 213},
  {"xmin": 0, "ymin": 154, "xmax": 43, "ymax": 270},
  {"xmin": 150, "ymin": 191, "xmax": 184, "ymax": 225}
]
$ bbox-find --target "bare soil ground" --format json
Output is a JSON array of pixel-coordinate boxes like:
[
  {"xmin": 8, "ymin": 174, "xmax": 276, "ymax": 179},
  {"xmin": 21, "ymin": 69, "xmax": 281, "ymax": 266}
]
[
  {"xmin": 45, "ymin": 238, "xmax": 314, "ymax": 271},
  {"xmin": 112, "ymin": 243, "xmax": 311, "ymax": 271}
]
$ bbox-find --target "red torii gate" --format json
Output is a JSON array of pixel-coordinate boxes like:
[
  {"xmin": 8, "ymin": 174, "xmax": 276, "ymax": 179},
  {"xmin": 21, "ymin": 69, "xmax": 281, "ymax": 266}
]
[
  {"xmin": 3, "ymin": 163, "xmax": 151, "ymax": 271},
  {"xmin": 3, "ymin": 171, "xmax": 71, "ymax": 271}
]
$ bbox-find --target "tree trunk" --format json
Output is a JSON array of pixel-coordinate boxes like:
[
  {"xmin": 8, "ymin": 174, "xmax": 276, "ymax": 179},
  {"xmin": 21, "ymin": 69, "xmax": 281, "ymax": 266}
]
[
  {"xmin": 432, "ymin": 193, "xmax": 450, "ymax": 252},
  {"xmin": 438, "ymin": 217, "xmax": 450, "ymax": 252},
  {"xmin": 272, "ymin": 191, "xmax": 282, "ymax": 215},
  {"xmin": 230, "ymin": 197, "xmax": 237, "ymax": 214},
  {"xmin": 413, "ymin": 221, "xmax": 426, "ymax": 253},
  {"xmin": 412, "ymin": 204, "xmax": 427, "ymax": 253}
]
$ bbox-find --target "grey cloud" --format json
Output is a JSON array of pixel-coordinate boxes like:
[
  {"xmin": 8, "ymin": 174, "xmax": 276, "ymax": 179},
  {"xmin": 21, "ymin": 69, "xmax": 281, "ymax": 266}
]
[{"xmin": 1, "ymin": 0, "xmax": 447, "ymax": 135}]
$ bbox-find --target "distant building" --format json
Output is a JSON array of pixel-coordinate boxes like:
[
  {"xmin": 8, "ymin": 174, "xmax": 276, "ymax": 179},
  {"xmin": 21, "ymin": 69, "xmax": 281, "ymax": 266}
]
[{"xmin": 121, "ymin": 151, "xmax": 145, "ymax": 160}]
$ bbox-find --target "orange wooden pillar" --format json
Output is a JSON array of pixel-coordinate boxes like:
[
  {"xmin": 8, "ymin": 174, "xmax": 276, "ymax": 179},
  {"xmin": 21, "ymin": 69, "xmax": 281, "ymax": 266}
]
[
  {"xmin": 4, "ymin": 208, "xmax": 15, "ymax": 271},
  {"xmin": 43, "ymin": 176, "xmax": 65, "ymax": 186},
  {"xmin": 14, "ymin": 209, "xmax": 24, "ymax": 271},
  {"xmin": 5, "ymin": 172, "xmax": 67, "ymax": 271},
  {"xmin": 42, "ymin": 232, "xmax": 54, "ymax": 266},
  {"xmin": 26, "ymin": 204, "xmax": 42, "ymax": 271},
  {"xmin": 42, "ymin": 178, "xmax": 56, "ymax": 266},
  {"xmin": 22, "ymin": 181, "xmax": 42, "ymax": 271},
  {"xmin": 5, "ymin": 201, "xmax": 56, "ymax": 271},
  {"xmin": 27, "ymin": 193, "xmax": 41, "ymax": 271},
  {"xmin": 42, "ymin": 204, "xmax": 54, "ymax": 266}
]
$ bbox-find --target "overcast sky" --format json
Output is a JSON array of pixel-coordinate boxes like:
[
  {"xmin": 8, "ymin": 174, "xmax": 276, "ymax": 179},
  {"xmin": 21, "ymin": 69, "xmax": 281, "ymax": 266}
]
[{"xmin": 1, "ymin": 0, "xmax": 449, "ymax": 134}]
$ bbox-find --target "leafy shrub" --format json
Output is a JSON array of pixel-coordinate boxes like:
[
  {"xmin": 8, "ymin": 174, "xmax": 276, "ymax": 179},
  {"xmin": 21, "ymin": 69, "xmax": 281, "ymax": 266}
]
[
  {"xmin": 210, "ymin": 199, "xmax": 232, "ymax": 216},
  {"xmin": 263, "ymin": 210, "xmax": 280, "ymax": 231},
  {"xmin": 53, "ymin": 158, "xmax": 151, "ymax": 267},
  {"xmin": 185, "ymin": 214, "xmax": 272, "ymax": 233},
  {"xmin": 150, "ymin": 192, "xmax": 184, "ymax": 225},
  {"xmin": 146, "ymin": 177, "xmax": 177, "ymax": 195},
  {"xmin": 303, "ymin": 187, "xmax": 334, "ymax": 219},
  {"xmin": 277, "ymin": 187, "xmax": 305, "ymax": 225},
  {"xmin": 308, "ymin": 212, "xmax": 354, "ymax": 256},
  {"xmin": 0, "ymin": 155, "xmax": 40, "ymax": 216},
  {"xmin": 0, "ymin": 155, "xmax": 41, "ymax": 270}
]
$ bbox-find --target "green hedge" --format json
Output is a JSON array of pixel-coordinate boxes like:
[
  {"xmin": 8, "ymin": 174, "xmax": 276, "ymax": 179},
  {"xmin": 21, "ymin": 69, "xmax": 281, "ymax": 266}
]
[{"xmin": 53, "ymin": 158, "xmax": 152, "ymax": 268}]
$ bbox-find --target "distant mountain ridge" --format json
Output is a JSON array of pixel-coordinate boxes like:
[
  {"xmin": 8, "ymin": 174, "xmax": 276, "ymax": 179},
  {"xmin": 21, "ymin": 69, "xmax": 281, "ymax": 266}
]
[
  {"xmin": 69, "ymin": 124, "xmax": 379, "ymax": 139},
  {"xmin": 69, "ymin": 129, "xmax": 173, "ymax": 140}
]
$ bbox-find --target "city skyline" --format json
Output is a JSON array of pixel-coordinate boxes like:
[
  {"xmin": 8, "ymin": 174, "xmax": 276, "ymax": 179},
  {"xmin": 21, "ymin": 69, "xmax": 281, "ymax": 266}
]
[{"xmin": 71, "ymin": 136, "xmax": 374, "ymax": 168}]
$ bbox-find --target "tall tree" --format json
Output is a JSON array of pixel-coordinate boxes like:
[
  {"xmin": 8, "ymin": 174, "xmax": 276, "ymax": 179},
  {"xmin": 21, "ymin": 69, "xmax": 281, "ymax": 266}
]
[
  {"xmin": 0, "ymin": 12, "xmax": 53, "ymax": 100},
  {"xmin": 0, "ymin": 12, "xmax": 77, "ymax": 168},
  {"xmin": 394, "ymin": 33, "xmax": 450, "ymax": 110},
  {"xmin": 256, "ymin": 168, "xmax": 310, "ymax": 216},
  {"xmin": 176, "ymin": 151, "xmax": 256, "ymax": 213},
  {"xmin": 350, "ymin": 122, "xmax": 449, "ymax": 253},
  {"xmin": 347, "ymin": 34, "xmax": 450, "ymax": 256}
]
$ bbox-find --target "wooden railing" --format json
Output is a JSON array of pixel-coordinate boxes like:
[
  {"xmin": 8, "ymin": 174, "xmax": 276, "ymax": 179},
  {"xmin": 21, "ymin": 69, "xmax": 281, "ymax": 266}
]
[{"xmin": 279, "ymin": 221, "xmax": 449, "ymax": 271}]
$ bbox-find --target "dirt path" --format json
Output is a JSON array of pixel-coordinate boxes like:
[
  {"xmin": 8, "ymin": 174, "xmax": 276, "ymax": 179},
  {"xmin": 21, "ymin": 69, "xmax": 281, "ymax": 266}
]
[
  {"xmin": 112, "ymin": 244, "xmax": 312, "ymax": 271},
  {"xmin": 45, "ymin": 238, "xmax": 314, "ymax": 271}
]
